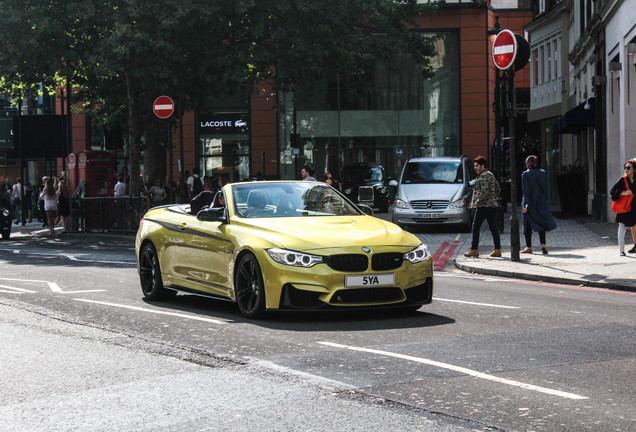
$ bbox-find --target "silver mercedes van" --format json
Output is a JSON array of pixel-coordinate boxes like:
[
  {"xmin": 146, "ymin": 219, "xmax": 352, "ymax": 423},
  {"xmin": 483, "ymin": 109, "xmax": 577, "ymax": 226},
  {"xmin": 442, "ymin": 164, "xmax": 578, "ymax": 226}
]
[{"xmin": 390, "ymin": 156, "xmax": 475, "ymax": 231}]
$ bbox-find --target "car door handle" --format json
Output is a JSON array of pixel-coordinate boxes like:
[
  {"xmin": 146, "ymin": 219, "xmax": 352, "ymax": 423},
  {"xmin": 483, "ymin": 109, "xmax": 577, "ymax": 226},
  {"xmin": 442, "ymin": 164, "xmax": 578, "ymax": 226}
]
[{"xmin": 178, "ymin": 222, "xmax": 188, "ymax": 230}]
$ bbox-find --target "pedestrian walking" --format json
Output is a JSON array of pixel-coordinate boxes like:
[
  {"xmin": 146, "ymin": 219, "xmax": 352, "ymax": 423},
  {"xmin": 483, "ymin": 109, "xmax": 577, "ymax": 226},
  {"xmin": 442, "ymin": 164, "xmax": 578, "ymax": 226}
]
[
  {"xmin": 148, "ymin": 179, "xmax": 167, "ymax": 206},
  {"xmin": 610, "ymin": 159, "xmax": 636, "ymax": 256},
  {"xmin": 23, "ymin": 182, "xmax": 33, "ymax": 223},
  {"xmin": 38, "ymin": 177, "xmax": 48, "ymax": 227},
  {"xmin": 11, "ymin": 177, "xmax": 22, "ymax": 224},
  {"xmin": 325, "ymin": 169, "xmax": 342, "ymax": 191},
  {"xmin": 56, "ymin": 177, "xmax": 70, "ymax": 234},
  {"xmin": 301, "ymin": 165, "xmax": 316, "ymax": 181},
  {"xmin": 187, "ymin": 168, "xmax": 203, "ymax": 199},
  {"xmin": 520, "ymin": 155, "xmax": 557, "ymax": 254},
  {"xmin": 464, "ymin": 156, "xmax": 501, "ymax": 258},
  {"xmin": 40, "ymin": 177, "xmax": 57, "ymax": 236}
]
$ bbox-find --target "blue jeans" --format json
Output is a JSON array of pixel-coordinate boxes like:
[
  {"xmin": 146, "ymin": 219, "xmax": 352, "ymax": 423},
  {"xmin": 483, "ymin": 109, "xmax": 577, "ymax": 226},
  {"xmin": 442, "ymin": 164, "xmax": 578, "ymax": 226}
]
[{"xmin": 471, "ymin": 207, "xmax": 500, "ymax": 250}]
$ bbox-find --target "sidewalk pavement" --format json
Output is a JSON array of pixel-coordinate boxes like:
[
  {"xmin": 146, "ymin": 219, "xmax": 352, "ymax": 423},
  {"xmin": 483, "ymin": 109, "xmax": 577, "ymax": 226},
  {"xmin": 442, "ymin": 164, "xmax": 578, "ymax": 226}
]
[
  {"xmin": 454, "ymin": 214, "xmax": 636, "ymax": 292},
  {"xmin": 5, "ymin": 214, "xmax": 635, "ymax": 292}
]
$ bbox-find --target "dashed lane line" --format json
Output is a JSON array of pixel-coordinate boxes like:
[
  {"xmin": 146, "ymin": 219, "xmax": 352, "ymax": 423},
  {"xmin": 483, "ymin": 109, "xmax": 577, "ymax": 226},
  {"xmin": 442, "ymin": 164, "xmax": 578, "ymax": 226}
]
[
  {"xmin": 317, "ymin": 341, "xmax": 588, "ymax": 400},
  {"xmin": 0, "ymin": 284, "xmax": 37, "ymax": 294},
  {"xmin": 433, "ymin": 297, "xmax": 520, "ymax": 309}
]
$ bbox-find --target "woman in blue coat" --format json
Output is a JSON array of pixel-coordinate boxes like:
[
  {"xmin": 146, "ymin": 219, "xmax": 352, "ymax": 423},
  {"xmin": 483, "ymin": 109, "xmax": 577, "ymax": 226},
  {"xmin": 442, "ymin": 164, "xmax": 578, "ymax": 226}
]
[{"xmin": 521, "ymin": 155, "xmax": 557, "ymax": 254}]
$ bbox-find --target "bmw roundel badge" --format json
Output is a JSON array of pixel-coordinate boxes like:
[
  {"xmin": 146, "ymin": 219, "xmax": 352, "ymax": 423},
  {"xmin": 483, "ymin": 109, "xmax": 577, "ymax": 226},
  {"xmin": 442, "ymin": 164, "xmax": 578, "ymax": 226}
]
[{"xmin": 362, "ymin": 247, "xmax": 371, "ymax": 253}]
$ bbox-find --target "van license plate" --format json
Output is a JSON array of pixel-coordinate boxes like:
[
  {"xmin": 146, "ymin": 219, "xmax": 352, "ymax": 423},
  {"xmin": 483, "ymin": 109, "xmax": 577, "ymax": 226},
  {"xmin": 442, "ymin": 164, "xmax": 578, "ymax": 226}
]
[
  {"xmin": 418, "ymin": 213, "xmax": 440, "ymax": 219},
  {"xmin": 345, "ymin": 274, "xmax": 395, "ymax": 288}
]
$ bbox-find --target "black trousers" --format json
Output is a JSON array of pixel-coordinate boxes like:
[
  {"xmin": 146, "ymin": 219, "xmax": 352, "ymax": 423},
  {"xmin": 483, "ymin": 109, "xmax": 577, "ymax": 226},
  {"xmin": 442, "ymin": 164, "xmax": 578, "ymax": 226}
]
[
  {"xmin": 471, "ymin": 207, "xmax": 500, "ymax": 250},
  {"xmin": 524, "ymin": 230, "xmax": 546, "ymax": 248}
]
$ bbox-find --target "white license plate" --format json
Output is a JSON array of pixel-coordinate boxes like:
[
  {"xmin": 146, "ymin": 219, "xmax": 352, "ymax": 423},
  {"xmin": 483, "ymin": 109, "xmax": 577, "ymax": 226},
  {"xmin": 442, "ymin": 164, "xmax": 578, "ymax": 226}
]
[
  {"xmin": 345, "ymin": 273, "xmax": 395, "ymax": 288},
  {"xmin": 418, "ymin": 213, "xmax": 440, "ymax": 219}
]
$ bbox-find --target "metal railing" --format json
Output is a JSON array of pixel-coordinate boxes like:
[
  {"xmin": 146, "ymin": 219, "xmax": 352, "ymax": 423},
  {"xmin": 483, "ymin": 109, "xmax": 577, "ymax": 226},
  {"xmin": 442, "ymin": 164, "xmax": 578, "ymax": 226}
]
[{"xmin": 68, "ymin": 196, "xmax": 155, "ymax": 234}]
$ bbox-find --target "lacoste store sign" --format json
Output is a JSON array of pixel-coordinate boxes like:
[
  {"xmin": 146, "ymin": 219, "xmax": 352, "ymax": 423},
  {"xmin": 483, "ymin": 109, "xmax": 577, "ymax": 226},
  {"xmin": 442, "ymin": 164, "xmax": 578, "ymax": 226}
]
[{"xmin": 199, "ymin": 113, "xmax": 249, "ymax": 134}]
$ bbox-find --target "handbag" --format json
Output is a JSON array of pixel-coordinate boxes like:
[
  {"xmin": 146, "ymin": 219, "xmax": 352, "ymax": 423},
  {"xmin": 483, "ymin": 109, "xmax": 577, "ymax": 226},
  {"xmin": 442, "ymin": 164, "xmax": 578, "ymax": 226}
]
[{"xmin": 612, "ymin": 177, "xmax": 633, "ymax": 214}]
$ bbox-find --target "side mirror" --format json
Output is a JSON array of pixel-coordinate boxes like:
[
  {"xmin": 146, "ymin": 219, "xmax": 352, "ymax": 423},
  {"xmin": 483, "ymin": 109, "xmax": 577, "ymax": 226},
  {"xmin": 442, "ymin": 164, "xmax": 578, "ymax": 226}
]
[
  {"xmin": 388, "ymin": 180, "xmax": 398, "ymax": 187},
  {"xmin": 357, "ymin": 204, "xmax": 374, "ymax": 216},
  {"xmin": 197, "ymin": 207, "xmax": 227, "ymax": 223}
]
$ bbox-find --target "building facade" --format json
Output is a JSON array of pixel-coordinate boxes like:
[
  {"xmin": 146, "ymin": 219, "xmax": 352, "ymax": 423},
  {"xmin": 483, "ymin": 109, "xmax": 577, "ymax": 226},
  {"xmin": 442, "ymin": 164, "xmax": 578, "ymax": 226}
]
[
  {"xmin": 2, "ymin": 1, "xmax": 534, "ymax": 201},
  {"xmin": 526, "ymin": 0, "xmax": 635, "ymax": 221}
]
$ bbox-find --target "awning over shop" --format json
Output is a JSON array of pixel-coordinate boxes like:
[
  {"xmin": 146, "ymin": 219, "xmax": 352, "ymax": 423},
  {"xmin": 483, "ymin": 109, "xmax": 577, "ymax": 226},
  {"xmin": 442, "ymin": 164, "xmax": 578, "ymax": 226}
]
[{"xmin": 555, "ymin": 98, "xmax": 596, "ymax": 134}]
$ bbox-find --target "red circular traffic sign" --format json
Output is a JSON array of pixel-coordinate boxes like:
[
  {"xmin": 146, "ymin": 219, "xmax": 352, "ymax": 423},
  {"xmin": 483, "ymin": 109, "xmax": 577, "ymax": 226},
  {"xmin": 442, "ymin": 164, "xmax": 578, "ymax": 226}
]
[
  {"xmin": 153, "ymin": 96, "xmax": 174, "ymax": 119},
  {"xmin": 492, "ymin": 29, "xmax": 518, "ymax": 70}
]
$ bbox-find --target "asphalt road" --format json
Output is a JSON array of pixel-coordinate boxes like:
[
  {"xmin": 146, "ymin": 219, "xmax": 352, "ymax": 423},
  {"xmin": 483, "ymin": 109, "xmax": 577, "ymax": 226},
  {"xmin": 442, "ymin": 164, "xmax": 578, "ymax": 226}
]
[{"xmin": 0, "ymin": 232, "xmax": 634, "ymax": 431}]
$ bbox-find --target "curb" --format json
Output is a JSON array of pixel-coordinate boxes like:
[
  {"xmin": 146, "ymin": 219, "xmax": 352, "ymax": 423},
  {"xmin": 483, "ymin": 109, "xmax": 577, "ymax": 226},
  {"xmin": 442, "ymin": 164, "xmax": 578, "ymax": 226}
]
[{"xmin": 454, "ymin": 261, "xmax": 636, "ymax": 293}]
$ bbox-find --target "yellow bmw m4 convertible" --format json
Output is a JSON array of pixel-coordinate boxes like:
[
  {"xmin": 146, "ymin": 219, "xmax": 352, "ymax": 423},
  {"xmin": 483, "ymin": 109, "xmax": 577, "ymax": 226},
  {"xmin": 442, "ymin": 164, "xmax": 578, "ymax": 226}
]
[{"xmin": 135, "ymin": 181, "xmax": 433, "ymax": 318}]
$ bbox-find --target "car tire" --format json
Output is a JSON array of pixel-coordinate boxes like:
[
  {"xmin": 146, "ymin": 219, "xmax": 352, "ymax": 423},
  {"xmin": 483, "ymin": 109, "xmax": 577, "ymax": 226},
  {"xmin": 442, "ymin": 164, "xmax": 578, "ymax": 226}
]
[
  {"xmin": 1, "ymin": 230, "xmax": 9, "ymax": 240},
  {"xmin": 139, "ymin": 242, "xmax": 176, "ymax": 301},
  {"xmin": 235, "ymin": 253, "xmax": 266, "ymax": 318}
]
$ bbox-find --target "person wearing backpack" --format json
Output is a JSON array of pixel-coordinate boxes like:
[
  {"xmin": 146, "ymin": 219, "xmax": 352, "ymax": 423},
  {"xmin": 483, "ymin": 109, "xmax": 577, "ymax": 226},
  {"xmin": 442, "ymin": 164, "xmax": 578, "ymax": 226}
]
[{"xmin": 188, "ymin": 167, "xmax": 203, "ymax": 199}]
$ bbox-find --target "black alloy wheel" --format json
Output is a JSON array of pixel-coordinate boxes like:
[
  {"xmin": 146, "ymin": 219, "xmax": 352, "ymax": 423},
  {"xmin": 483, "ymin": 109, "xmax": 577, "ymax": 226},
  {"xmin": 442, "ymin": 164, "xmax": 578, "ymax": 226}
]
[
  {"xmin": 235, "ymin": 253, "xmax": 266, "ymax": 318},
  {"xmin": 139, "ymin": 243, "xmax": 175, "ymax": 300}
]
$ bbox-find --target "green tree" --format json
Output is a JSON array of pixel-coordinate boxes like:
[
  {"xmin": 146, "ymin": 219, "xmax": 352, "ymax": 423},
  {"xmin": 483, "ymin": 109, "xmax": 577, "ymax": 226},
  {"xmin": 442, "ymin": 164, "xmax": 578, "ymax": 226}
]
[{"xmin": 0, "ymin": 0, "xmax": 436, "ymax": 194}]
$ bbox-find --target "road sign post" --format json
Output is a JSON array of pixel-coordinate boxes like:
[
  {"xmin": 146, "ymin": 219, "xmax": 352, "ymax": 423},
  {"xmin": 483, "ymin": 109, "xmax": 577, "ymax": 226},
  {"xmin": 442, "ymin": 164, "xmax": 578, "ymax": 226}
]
[{"xmin": 491, "ymin": 30, "xmax": 529, "ymax": 262}]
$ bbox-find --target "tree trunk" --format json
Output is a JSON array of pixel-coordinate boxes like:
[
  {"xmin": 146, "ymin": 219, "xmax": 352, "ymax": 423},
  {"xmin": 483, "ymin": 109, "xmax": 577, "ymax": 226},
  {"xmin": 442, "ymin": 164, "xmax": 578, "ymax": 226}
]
[
  {"xmin": 143, "ymin": 127, "xmax": 167, "ymax": 186},
  {"xmin": 126, "ymin": 61, "xmax": 141, "ymax": 195}
]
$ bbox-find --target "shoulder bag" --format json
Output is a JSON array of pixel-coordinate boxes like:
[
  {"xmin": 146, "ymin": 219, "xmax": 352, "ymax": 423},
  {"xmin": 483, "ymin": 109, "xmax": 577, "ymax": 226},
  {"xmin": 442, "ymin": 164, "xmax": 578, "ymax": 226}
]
[{"xmin": 612, "ymin": 177, "xmax": 633, "ymax": 214}]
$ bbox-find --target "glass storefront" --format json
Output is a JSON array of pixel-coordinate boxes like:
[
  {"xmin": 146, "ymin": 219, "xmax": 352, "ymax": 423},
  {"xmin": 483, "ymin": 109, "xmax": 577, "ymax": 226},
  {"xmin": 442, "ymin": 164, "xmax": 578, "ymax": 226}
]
[
  {"xmin": 198, "ymin": 113, "xmax": 250, "ymax": 186},
  {"xmin": 278, "ymin": 31, "xmax": 460, "ymax": 181}
]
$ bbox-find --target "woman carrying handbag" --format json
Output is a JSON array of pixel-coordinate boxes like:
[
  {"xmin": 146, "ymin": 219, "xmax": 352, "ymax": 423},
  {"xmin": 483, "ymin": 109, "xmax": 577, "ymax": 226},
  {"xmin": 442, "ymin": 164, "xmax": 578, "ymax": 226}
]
[{"xmin": 610, "ymin": 159, "xmax": 636, "ymax": 256}]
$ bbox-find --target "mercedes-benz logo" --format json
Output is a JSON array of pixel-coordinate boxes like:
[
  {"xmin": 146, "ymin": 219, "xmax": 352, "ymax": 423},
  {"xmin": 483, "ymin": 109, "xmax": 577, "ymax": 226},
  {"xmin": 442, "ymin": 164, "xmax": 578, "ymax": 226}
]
[
  {"xmin": 362, "ymin": 247, "xmax": 371, "ymax": 253},
  {"xmin": 424, "ymin": 201, "xmax": 434, "ymax": 209}
]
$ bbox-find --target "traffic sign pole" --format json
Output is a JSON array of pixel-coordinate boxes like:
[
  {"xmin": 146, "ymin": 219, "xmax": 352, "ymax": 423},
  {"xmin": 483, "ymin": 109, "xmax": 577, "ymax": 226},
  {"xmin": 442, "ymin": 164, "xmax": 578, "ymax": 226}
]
[{"xmin": 491, "ymin": 29, "xmax": 529, "ymax": 262}]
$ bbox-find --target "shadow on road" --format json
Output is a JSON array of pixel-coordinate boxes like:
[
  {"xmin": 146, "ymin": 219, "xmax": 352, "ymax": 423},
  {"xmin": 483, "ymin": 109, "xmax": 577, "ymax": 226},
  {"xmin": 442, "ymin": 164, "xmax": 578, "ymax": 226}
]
[{"xmin": 143, "ymin": 294, "xmax": 455, "ymax": 331}]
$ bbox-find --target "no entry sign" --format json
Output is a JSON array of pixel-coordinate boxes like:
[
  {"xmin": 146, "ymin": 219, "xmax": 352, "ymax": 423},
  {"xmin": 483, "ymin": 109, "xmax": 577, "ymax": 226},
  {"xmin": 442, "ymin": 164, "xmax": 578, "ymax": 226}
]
[
  {"xmin": 492, "ymin": 30, "xmax": 517, "ymax": 70},
  {"xmin": 153, "ymin": 96, "xmax": 174, "ymax": 119}
]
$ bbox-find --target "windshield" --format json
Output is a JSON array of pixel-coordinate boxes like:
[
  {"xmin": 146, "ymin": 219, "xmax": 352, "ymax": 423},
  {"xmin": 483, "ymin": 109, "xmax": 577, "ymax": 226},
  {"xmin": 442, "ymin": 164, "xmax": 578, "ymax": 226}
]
[
  {"xmin": 401, "ymin": 161, "xmax": 463, "ymax": 184},
  {"xmin": 231, "ymin": 182, "xmax": 363, "ymax": 218},
  {"xmin": 343, "ymin": 166, "xmax": 384, "ymax": 183}
]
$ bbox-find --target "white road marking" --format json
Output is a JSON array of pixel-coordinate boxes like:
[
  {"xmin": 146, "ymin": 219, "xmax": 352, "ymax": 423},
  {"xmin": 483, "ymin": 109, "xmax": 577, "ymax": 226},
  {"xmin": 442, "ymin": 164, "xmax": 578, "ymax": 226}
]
[
  {"xmin": 47, "ymin": 282, "xmax": 104, "ymax": 294},
  {"xmin": 48, "ymin": 282, "xmax": 62, "ymax": 293},
  {"xmin": 0, "ymin": 284, "xmax": 36, "ymax": 293},
  {"xmin": 0, "ymin": 278, "xmax": 105, "ymax": 294},
  {"xmin": 74, "ymin": 299, "xmax": 229, "ymax": 325},
  {"xmin": 434, "ymin": 297, "xmax": 520, "ymax": 309},
  {"xmin": 318, "ymin": 341, "xmax": 588, "ymax": 400},
  {"xmin": 5, "ymin": 250, "xmax": 134, "ymax": 265},
  {"xmin": 0, "ymin": 277, "xmax": 49, "ymax": 283}
]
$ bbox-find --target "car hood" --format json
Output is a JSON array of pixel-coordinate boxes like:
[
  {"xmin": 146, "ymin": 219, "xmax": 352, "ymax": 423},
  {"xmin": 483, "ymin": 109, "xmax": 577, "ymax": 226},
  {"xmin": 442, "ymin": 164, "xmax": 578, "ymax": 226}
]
[
  {"xmin": 237, "ymin": 216, "xmax": 419, "ymax": 252},
  {"xmin": 398, "ymin": 183, "xmax": 464, "ymax": 201}
]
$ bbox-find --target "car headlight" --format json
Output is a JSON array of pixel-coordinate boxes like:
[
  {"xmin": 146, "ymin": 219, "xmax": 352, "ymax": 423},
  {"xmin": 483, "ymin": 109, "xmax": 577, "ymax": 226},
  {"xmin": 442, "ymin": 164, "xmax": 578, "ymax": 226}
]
[
  {"xmin": 448, "ymin": 198, "xmax": 466, "ymax": 209},
  {"xmin": 404, "ymin": 244, "xmax": 429, "ymax": 263},
  {"xmin": 267, "ymin": 248, "xmax": 323, "ymax": 268},
  {"xmin": 344, "ymin": 188, "xmax": 352, "ymax": 195},
  {"xmin": 393, "ymin": 198, "xmax": 410, "ymax": 209},
  {"xmin": 378, "ymin": 187, "xmax": 387, "ymax": 195},
  {"xmin": 1, "ymin": 209, "xmax": 9, "ymax": 217}
]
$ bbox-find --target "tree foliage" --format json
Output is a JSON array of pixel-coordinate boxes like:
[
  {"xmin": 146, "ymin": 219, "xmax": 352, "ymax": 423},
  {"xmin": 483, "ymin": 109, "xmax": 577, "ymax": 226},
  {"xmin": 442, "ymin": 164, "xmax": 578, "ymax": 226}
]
[{"xmin": 0, "ymin": 0, "xmax": 436, "ymax": 193}]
